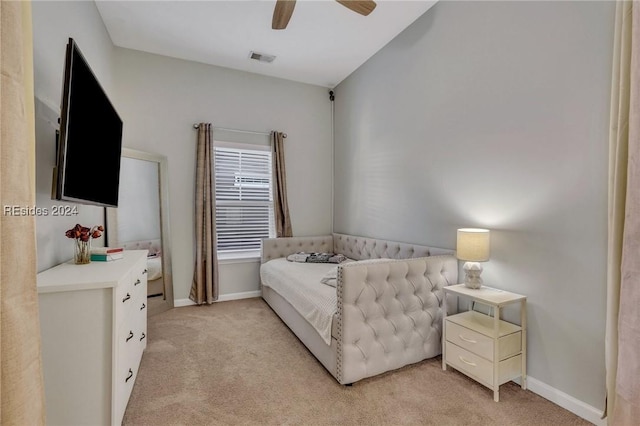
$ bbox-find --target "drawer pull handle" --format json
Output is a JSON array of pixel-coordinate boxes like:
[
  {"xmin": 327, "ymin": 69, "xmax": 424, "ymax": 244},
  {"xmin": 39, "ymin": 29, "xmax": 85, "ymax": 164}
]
[
  {"xmin": 122, "ymin": 293, "xmax": 131, "ymax": 303},
  {"xmin": 140, "ymin": 303, "xmax": 146, "ymax": 311},
  {"xmin": 140, "ymin": 332, "xmax": 146, "ymax": 342},
  {"xmin": 143, "ymin": 269, "xmax": 148, "ymax": 274},
  {"xmin": 459, "ymin": 356, "xmax": 477, "ymax": 367},
  {"xmin": 125, "ymin": 368, "xmax": 133, "ymax": 383},
  {"xmin": 459, "ymin": 334, "xmax": 477, "ymax": 344},
  {"xmin": 126, "ymin": 330, "xmax": 134, "ymax": 342},
  {"xmin": 134, "ymin": 279, "xmax": 141, "ymax": 286}
]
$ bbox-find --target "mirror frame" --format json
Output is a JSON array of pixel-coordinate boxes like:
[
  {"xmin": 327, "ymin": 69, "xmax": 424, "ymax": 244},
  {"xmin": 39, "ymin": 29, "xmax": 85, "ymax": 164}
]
[{"xmin": 106, "ymin": 148, "xmax": 174, "ymax": 316}]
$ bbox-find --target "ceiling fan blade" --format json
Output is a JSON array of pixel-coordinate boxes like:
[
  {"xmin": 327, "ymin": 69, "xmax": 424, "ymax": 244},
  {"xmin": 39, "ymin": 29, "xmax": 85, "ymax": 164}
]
[
  {"xmin": 335, "ymin": 1, "xmax": 377, "ymax": 16},
  {"xmin": 272, "ymin": 0, "xmax": 297, "ymax": 30}
]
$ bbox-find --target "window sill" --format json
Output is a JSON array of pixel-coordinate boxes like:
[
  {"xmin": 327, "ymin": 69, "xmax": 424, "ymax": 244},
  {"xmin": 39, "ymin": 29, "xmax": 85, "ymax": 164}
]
[{"xmin": 218, "ymin": 251, "xmax": 261, "ymax": 265}]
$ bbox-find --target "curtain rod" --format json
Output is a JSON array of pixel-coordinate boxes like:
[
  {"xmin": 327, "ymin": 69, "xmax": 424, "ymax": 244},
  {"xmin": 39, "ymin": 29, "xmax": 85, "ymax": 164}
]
[{"xmin": 193, "ymin": 124, "xmax": 287, "ymax": 138}]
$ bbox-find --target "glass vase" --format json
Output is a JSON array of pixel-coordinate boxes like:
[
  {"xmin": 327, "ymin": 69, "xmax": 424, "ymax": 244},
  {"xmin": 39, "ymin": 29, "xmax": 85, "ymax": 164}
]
[{"xmin": 74, "ymin": 239, "xmax": 91, "ymax": 264}]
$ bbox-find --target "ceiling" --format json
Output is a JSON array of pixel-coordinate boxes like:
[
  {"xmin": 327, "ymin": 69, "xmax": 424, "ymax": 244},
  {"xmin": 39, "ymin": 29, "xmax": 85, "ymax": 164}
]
[{"xmin": 95, "ymin": 0, "xmax": 437, "ymax": 88}]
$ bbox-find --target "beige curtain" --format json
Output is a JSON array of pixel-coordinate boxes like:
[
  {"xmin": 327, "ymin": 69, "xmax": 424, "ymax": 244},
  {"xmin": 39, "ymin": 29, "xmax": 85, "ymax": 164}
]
[
  {"xmin": 606, "ymin": 1, "xmax": 640, "ymax": 424},
  {"xmin": 190, "ymin": 123, "xmax": 219, "ymax": 304},
  {"xmin": 271, "ymin": 131, "xmax": 292, "ymax": 237},
  {"xmin": 1, "ymin": 0, "xmax": 46, "ymax": 424}
]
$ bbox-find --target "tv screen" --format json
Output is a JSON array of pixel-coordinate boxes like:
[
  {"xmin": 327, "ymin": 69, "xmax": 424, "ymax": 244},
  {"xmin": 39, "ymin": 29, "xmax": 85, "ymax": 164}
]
[{"xmin": 53, "ymin": 38, "xmax": 123, "ymax": 207}]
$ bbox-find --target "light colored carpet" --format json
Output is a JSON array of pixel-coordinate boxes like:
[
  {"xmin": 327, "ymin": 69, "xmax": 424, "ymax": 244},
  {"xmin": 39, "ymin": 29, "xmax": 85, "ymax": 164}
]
[{"xmin": 123, "ymin": 298, "xmax": 591, "ymax": 425}]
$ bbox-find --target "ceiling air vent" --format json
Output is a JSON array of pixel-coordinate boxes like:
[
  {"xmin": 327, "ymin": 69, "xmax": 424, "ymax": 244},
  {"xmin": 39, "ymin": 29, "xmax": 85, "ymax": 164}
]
[{"xmin": 249, "ymin": 51, "xmax": 276, "ymax": 63}]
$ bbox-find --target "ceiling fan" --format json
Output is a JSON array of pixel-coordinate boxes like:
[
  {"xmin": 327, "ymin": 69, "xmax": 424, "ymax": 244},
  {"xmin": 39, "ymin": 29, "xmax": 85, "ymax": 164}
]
[{"xmin": 272, "ymin": 0, "xmax": 377, "ymax": 30}]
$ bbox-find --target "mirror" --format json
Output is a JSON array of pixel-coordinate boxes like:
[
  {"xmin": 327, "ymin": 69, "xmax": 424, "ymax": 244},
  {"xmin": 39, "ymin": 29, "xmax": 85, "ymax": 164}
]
[{"xmin": 106, "ymin": 148, "xmax": 173, "ymax": 316}]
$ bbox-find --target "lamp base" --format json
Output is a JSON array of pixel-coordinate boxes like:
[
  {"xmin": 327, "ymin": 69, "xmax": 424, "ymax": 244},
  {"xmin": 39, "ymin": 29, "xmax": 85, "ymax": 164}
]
[{"xmin": 463, "ymin": 262, "xmax": 483, "ymax": 289}]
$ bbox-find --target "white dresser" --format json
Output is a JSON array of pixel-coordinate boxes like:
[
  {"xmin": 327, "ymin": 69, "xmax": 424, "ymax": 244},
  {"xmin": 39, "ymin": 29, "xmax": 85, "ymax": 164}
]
[{"xmin": 37, "ymin": 250, "xmax": 148, "ymax": 426}]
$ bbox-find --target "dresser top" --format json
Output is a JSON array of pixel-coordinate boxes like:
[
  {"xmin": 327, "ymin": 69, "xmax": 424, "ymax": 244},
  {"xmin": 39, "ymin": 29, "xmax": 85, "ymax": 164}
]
[{"xmin": 37, "ymin": 250, "xmax": 147, "ymax": 293}]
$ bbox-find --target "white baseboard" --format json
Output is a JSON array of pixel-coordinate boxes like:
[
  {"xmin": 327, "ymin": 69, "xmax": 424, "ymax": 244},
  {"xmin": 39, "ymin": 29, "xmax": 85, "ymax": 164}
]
[
  {"xmin": 217, "ymin": 290, "xmax": 262, "ymax": 302},
  {"xmin": 174, "ymin": 290, "xmax": 262, "ymax": 307},
  {"xmin": 524, "ymin": 376, "xmax": 605, "ymax": 426},
  {"xmin": 173, "ymin": 298, "xmax": 196, "ymax": 307}
]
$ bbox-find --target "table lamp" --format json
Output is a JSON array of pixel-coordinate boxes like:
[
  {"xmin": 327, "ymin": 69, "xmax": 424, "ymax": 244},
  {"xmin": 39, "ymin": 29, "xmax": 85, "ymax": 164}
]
[{"xmin": 456, "ymin": 228, "xmax": 490, "ymax": 289}]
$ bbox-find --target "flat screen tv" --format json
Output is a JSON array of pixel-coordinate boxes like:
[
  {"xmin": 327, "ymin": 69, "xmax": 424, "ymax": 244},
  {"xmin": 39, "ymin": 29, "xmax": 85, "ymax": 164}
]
[{"xmin": 52, "ymin": 38, "xmax": 123, "ymax": 207}]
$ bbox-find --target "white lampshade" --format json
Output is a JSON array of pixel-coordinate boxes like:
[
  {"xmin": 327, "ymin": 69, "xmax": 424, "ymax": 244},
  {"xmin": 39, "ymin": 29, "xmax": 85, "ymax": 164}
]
[{"xmin": 456, "ymin": 228, "xmax": 490, "ymax": 262}]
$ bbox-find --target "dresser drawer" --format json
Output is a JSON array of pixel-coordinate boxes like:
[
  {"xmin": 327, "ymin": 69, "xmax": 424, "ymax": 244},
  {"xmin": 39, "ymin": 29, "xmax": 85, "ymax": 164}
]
[
  {"xmin": 131, "ymin": 262, "xmax": 149, "ymax": 299},
  {"xmin": 115, "ymin": 255, "xmax": 147, "ymax": 297},
  {"xmin": 446, "ymin": 341, "xmax": 494, "ymax": 386},
  {"xmin": 114, "ymin": 363, "xmax": 137, "ymax": 426},
  {"xmin": 114, "ymin": 321, "xmax": 145, "ymax": 424},
  {"xmin": 117, "ymin": 320, "xmax": 145, "ymax": 367},
  {"xmin": 446, "ymin": 320, "xmax": 494, "ymax": 360},
  {"xmin": 116, "ymin": 267, "xmax": 148, "ymax": 327},
  {"xmin": 112, "ymin": 254, "xmax": 148, "ymax": 423}
]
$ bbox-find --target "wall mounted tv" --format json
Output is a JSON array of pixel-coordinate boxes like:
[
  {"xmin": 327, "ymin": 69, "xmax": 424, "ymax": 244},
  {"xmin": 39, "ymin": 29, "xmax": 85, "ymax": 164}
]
[{"xmin": 52, "ymin": 38, "xmax": 123, "ymax": 208}]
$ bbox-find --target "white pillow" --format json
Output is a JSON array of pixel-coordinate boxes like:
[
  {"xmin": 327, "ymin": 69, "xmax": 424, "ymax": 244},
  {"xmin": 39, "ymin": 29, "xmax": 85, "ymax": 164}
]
[
  {"xmin": 320, "ymin": 267, "xmax": 338, "ymax": 287},
  {"xmin": 319, "ymin": 258, "xmax": 383, "ymax": 287},
  {"xmin": 287, "ymin": 253, "xmax": 310, "ymax": 263}
]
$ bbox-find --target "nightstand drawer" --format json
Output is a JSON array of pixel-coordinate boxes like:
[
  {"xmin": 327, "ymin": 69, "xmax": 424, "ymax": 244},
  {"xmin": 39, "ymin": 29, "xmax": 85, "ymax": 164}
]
[
  {"xmin": 446, "ymin": 320, "xmax": 522, "ymax": 361},
  {"xmin": 446, "ymin": 341, "xmax": 494, "ymax": 385},
  {"xmin": 446, "ymin": 320, "xmax": 493, "ymax": 360}
]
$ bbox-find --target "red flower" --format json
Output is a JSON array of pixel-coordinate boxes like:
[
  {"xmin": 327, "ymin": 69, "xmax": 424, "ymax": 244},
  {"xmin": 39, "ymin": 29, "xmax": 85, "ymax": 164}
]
[{"xmin": 65, "ymin": 224, "xmax": 104, "ymax": 242}]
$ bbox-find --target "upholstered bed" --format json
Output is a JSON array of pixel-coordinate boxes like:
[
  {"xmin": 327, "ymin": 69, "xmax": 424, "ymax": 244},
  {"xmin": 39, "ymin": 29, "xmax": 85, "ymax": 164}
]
[{"xmin": 260, "ymin": 233, "xmax": 458, "ymax": 385}]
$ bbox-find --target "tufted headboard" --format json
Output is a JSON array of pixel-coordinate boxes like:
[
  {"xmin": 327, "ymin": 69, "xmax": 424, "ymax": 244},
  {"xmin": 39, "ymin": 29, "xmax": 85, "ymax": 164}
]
[
  {"xmin": 332, "ymin": 233, "xmax": 454, "ymax": 260},
  {"xmin": 261, "ymin": 233, "xmax": 454, "ymax": 263},
  {"xmin": 122, "ymin": 239, "xmax": 162, "ymax": 257},
  {"xmin": 261, "ymin": 236, "xmax": 334, "ymax": 263}
]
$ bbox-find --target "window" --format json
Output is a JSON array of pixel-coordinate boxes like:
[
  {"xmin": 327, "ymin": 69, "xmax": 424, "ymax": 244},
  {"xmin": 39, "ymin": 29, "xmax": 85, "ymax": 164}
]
[{"xmin": 214, "ymin": 141, "xmax": 274, "ymax": 258}]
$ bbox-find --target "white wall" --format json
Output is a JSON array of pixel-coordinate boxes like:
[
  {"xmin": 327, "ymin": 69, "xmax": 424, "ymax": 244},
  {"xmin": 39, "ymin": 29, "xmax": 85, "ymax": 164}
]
[
  {"xmin": 334, "ymin": 0, "xmax": 614, "ymax": 411},
  {"xmin": 33, "ymin": 0, "xmax": 117, "ymax": 271},
  {"xmin": 112, "ymin": 48, "xmax": 333, "ymax": 301}
]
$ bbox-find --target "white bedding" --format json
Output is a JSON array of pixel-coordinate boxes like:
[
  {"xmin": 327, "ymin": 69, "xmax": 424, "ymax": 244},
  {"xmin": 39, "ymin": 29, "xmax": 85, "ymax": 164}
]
[
  {"xmin": 260, "ymin": 258, "xmax": 337, "ymax": 345},
  {"xmin": 147, "ymin": 256, "xmax": 162, "ymax": 281}
]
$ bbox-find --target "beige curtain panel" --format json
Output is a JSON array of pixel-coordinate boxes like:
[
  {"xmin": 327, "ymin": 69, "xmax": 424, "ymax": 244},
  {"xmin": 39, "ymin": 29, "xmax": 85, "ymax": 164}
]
[
  {"xmin": 1, "ymin": 0, "xmax": 47, "ymax": 423},
  {"xmin": 190, "ymin": 123, "xmax": 219, "ymax": 304},
  {"xmin": 271, "ymin": 131, "xmax": 292, "ymax": 238},
  {"xmin": 606, "ymin": 1, "xmax": 640, "ymax": 424}
]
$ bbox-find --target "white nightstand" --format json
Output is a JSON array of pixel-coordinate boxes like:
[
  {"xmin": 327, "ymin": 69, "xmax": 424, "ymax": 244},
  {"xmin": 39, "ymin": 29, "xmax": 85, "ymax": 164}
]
[{"xmin": 442, "ymin": 284, "xmax": 527, "ymax": 402}]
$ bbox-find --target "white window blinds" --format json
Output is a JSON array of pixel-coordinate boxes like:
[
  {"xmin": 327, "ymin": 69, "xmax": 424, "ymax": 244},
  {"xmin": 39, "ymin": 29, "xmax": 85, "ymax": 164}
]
[{"xmin": 214, "ymin": 143, "xmax": 274, "ymax": 254}]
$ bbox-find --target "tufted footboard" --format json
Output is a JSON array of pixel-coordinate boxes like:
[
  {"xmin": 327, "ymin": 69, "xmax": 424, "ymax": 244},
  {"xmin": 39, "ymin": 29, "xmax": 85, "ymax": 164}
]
[{"xmin": 336, "ymin": 256, "xmax": 457, "ymax": 384}]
